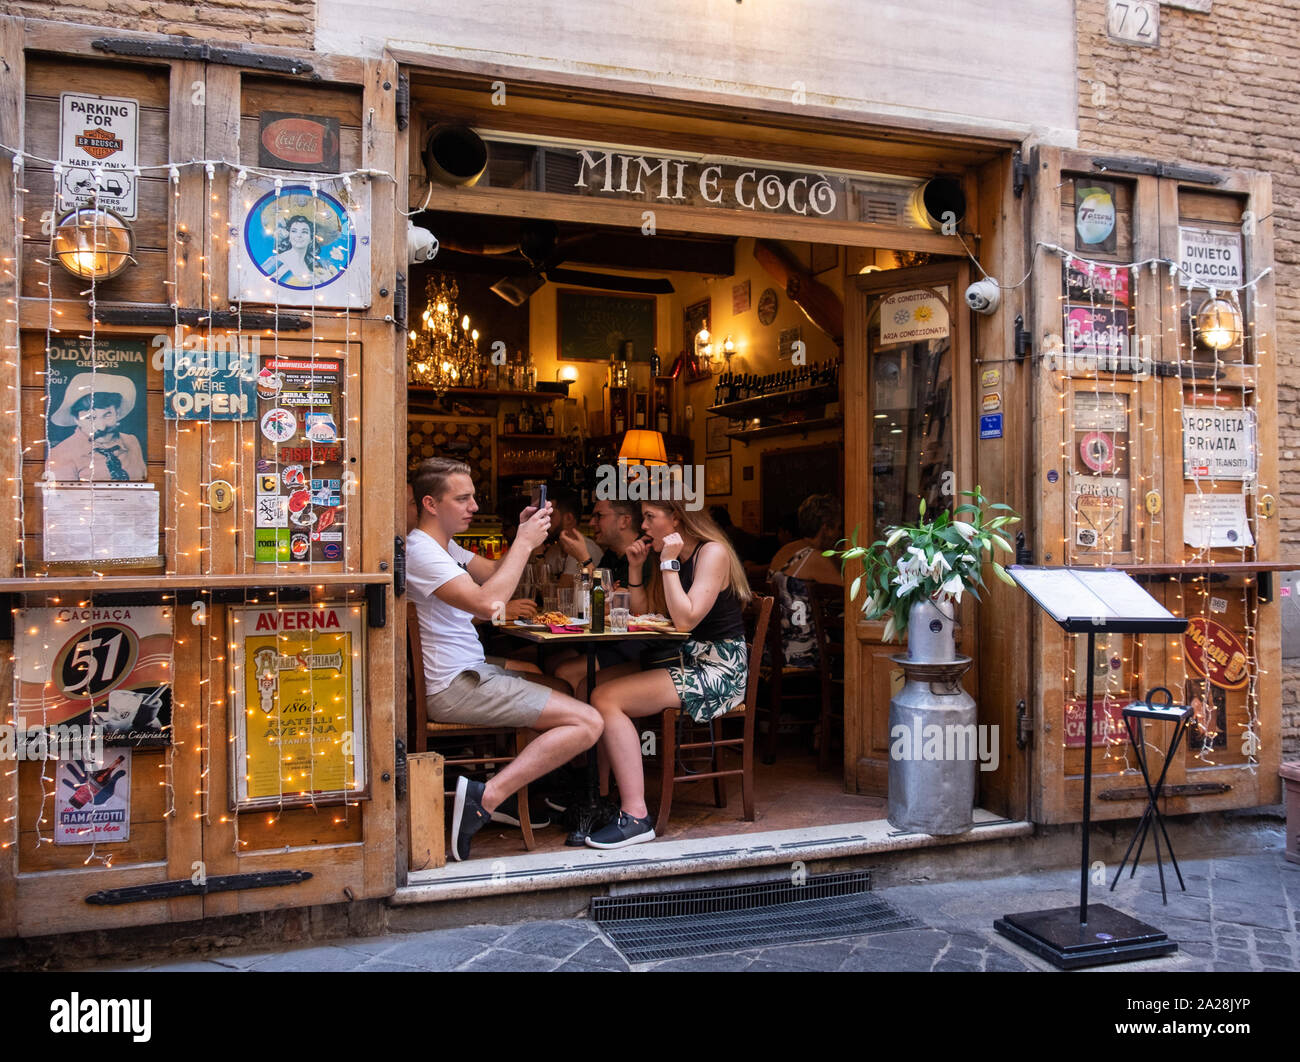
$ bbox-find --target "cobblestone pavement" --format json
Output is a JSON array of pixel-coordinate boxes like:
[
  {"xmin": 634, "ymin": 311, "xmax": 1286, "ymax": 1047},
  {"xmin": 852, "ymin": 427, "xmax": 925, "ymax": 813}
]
[{"xmin": 105, "ymin": 850, "xmax": 1299, "ymax": 973}]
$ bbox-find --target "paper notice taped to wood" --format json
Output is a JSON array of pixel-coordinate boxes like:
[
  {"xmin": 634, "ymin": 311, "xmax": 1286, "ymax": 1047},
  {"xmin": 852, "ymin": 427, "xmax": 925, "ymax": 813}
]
[{"xmin": 1183, "ymin": 492, "xmax": 1255, "ymax": 549}]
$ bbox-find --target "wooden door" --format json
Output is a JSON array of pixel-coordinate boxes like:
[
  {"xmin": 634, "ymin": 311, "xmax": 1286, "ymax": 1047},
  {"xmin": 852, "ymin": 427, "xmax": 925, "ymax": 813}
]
[
  {"xmin": 844, "ymin": 262, "xmax": 974, "ymax": 796},
  {"xmin": 1028, "ymin": 147, "xmax": 1280, "ymax": 823}
]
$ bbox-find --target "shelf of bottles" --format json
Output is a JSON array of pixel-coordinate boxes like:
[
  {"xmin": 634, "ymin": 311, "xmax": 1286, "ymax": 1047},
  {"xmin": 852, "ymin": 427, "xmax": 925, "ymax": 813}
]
[
  {"xmin": 708, "ymin": 360, "xmax": 841, "ymax": 442},
  {"xmin": 459, "ymin": 518, "xmax": 507, "ymax": 558}
]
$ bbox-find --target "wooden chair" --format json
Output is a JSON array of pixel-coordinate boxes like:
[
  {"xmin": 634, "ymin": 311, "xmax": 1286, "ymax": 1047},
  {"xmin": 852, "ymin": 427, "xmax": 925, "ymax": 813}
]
[
  {"xmin": 758, "ymin": 577, "xmax": 824, "ymax": 765},
  {"xmin": 808, "ymin": 581, "xmax": 846, "ymax": 772},
  {"xmin": 654, "ymin": 595, "xmax": 773, "ymax": 835},
  {"xmin": 406, "ymin": 603, "xmax": 537, "ymax": 851}
]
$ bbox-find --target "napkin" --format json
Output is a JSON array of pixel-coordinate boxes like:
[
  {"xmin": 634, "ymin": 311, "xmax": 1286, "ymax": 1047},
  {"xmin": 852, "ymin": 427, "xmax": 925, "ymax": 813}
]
[{"xmin": 547, "ymin": 623, "xmax": 585, "ymax": 633}]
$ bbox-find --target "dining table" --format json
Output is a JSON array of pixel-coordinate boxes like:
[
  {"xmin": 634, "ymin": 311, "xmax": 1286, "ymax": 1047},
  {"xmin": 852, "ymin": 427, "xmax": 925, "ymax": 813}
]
[{"xmin": 503, "ymin": 620, "xmax": 687, "ymax": 845}]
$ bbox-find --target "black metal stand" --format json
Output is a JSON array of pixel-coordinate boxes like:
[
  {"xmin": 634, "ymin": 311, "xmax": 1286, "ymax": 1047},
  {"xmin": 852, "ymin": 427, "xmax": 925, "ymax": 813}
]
[
  {"xmin": 997, "ymin": 567, "xmax": 1187, "ymax": 971},
  {"xmin": 1109, "ymin": 691, "xmax": 1192, "ymax": 904}
]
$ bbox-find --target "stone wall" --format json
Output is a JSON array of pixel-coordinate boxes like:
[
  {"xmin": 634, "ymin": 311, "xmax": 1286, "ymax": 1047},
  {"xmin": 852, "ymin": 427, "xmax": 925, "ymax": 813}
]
[
  {"xmin": 1077, "ymin": 0, "xmax": 1300, "ymax": 759},
  {"xmin": 3, "ymin": 1, "xmax": 315, "ymax": 48}
]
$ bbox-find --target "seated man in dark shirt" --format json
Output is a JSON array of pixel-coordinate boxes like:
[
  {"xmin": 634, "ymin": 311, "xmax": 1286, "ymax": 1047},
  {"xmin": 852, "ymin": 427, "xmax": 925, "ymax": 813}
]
[{"xmin": 549, "ymin": 497, "xmax": 656, "ymax": 698}]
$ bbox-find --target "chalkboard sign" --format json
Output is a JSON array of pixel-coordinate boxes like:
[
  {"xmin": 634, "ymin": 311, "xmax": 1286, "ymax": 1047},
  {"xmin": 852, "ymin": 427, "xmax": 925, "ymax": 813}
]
[
  {"xmin": 556, "ymin": 289, "xmax": 657, "ymax": 362},
  {"xmin": 760, "ymin": 443, "xmax": 842, "ymax": 534}
]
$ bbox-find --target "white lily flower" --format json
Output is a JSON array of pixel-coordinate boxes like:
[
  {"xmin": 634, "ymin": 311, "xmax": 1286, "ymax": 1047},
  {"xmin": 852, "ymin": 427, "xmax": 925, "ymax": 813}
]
[
  {"xmin": 893, "ymin": 570, "xmax": 921, "ymax": 596},
  {"xmin": 938, "ymin": 574, "xmax": 965, "ymax": 603},
  {"xmin": 953, "ymin": 521, "xmax": 978, "ymax": 542},
  {"xmin": 927, "ymin": 552, "xmax": 952, "ymax": 580},
  {"xmin": 886, "ymin": 527, "xmax": 908, "ymax": 547}
]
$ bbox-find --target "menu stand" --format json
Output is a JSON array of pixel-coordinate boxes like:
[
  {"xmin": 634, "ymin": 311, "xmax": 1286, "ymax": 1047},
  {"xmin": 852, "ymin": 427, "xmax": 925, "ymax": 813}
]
[
  {"xmin": 995, "ymin": 566, "xmax": 1186, "ymax": 969},
  {"xmin": 1110, "ymin": 689, "xmax": 1193, "ymax": 905}
]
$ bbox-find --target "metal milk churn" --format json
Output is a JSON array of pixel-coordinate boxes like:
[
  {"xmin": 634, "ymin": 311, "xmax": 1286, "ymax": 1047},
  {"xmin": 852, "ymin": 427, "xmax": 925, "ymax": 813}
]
[{"xmin": 888, "ymin": 599, "xmax": 977, "ymax": 835}]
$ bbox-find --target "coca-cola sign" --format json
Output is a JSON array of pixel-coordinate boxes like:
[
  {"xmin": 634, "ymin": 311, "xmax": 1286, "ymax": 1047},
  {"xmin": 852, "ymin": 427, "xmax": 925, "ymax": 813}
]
[{"xmin": 258, "ymin": 111, "xmax": 341, "ymax": 173}]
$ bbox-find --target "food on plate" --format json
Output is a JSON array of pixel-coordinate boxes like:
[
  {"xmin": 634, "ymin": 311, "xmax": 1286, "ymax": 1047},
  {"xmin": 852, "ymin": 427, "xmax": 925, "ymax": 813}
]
[
  {"xmin": 631, "ymin": 613, "xmax": 675, "ymax": 629},
  {"xmin": 536, "ymin": 610, "xmax": 572, "ymax": 627}
]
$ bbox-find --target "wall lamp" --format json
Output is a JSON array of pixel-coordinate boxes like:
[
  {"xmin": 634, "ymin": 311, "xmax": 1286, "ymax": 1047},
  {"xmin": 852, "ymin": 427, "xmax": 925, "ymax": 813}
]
[
  {"xmin": 1194, "ymin": 297, "xmax": 1243, "ymax": 351},
  {"xmin": 53, "ymin": 205, "xmax": 136, "ymax": 281}
]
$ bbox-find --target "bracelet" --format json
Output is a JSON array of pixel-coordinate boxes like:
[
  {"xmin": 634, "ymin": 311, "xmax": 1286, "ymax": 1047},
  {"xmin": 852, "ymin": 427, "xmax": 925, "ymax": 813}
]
[{"xmin": 627, "ymin": 581, "xmax": 643, "ymax": 587}]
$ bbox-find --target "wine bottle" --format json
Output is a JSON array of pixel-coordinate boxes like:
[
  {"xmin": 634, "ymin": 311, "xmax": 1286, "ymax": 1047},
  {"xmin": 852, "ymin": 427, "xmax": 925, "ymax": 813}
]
[
  {"xmin": 591, "ymin": 578, "xmax": 606, "ymax": 633},
  {"xmin": 545, "ymin": 405, "xmax": 555, "ymax": 434},
  {"xmin": 68, "ymin": 755, "xmax": 126, "ymax": 809},
  {"xmin": 650, "ymin": 350, "xmax": 661, "ymax": 378}
]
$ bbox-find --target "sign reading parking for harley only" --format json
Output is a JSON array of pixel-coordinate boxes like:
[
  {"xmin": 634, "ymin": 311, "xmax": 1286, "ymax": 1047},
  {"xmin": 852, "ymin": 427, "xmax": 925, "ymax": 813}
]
[{"xmin": 59, "ymin": 93, "xmax": 139, "ymax": 219}]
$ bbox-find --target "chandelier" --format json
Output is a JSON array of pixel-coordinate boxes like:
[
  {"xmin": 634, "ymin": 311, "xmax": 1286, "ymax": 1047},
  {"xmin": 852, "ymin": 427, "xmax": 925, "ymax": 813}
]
[{"xmin": 407, "ymin": 273, "xmax": 480, "ymax": 388}]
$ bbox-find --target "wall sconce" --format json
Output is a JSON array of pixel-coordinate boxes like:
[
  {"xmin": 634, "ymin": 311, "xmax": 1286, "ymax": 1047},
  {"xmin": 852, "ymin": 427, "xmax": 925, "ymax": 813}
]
[
  {"xmin": 709, "ymin": 335, "xmax": 736, "ymax": 374},
  {"xmin": 557, "ymin": 365, "xmax": 579, "ymax": 383},
  {"xmin": 52, "ymin": 205, "xmax": 136, "ymax": 281},
  {"xmin": 1194, "ymin": 298, "xmax": 1243, "ymax": 351}
]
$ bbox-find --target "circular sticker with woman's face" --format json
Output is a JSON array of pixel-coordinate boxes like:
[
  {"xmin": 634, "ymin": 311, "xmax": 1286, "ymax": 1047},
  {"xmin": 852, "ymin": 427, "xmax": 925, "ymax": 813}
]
[{"xmin": 245, "ymin": 185, "xmax": 356, "ymax": 291}]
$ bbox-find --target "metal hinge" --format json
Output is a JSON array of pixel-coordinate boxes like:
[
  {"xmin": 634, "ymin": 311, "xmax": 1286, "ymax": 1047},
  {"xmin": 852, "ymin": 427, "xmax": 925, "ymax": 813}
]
[
  {"xmin": 394, "ymin": 534, "xmax": 407, "ymax": 597},
  {"xmin": 1099, "ymin": 782, "xmax": 1231, "ymax": 801},
  {"xmin": 1012, "ymin": 149, "xmax": 1032, "ymax": 199},
  {"xmin": 394, "ymin": 272, "xmax": 408, "ymax": 329},
  {"xmin": 1016, "ymin": 699, "xmax": 1032, "ymax": 749},
  {"xmin": 92, "ymin": 38, "xmax": 314, "ymax": 75},
  {"xmin": 396, "ymin": 73, "xmax": 411, "ymax": 131},
  {"xmin": 93, "ymin": 303, "xmax": 312, "ymax": 331},
  {"xmin": 395, "ymin": 738, "xmax": 408, "ymax": 800},
  {"xmin": 86, "ymin": 870, "xmax": 312, "ymax": 905}
]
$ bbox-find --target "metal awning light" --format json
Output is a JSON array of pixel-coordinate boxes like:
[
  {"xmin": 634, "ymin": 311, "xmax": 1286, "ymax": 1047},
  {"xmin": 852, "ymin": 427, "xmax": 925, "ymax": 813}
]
[
  {"xmin": 1194, "ymin": 297, "xmax": 1243, "ymax": 351},
  {"xmin": 52, "ymin": 205, "xmax": 137, "ymax": 281}
]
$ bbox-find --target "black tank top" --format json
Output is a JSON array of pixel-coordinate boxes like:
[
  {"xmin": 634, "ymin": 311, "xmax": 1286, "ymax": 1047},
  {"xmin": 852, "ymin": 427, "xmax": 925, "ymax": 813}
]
[{"xmin": 678, "ymin": 543, "xmax": 745, "ymax": 642}]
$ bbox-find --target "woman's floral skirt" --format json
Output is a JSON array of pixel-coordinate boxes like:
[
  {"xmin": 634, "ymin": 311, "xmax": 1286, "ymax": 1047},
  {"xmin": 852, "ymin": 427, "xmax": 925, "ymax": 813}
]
[{"xmin": 666, "ymin": 636, "xmax": 749, "ymax": 723}]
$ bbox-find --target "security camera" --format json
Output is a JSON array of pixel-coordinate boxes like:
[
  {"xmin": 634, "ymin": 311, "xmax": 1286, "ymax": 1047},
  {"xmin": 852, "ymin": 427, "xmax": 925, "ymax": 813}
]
[
  {"xmin": 965, "ymin": 278, "xmax": 1001, "ymax": 315},
  {"xmin": 407, "ymin": 222, "xmax": 439, "ymax": 265}
]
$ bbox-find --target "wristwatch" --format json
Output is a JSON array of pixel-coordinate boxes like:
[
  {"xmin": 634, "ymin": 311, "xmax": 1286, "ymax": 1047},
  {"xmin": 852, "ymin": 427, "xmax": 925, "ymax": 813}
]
[{"xmin": 660, "ymin": 559, "xmax": 681, "ymax": 572}]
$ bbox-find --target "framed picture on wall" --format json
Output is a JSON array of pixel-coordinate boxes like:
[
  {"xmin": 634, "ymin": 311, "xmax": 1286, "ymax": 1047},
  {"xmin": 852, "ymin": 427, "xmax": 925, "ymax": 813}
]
[
  {"xmin": 684, "ymin": 297, "xmax": 711, "ymax": 355},
  {"xmin": 705, "ymin": 455, "xmax": 732, "ymax": 496},
  {"xmin": 705, "ymin": 416, "xmax": 731, "ymax": 454}
]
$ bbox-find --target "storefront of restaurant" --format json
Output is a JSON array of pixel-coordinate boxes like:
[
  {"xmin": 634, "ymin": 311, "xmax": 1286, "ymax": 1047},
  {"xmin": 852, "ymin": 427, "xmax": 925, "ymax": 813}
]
[{"xmin": 0, "ymin": 11, "xmax": 1282, "ymax": 938}]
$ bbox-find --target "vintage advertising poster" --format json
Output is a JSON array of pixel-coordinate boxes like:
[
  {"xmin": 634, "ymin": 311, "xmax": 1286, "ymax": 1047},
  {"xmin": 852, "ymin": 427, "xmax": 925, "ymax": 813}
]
[
  {"xmin": 1065, "ymin": 304, "xmax": 1130, "ymax": 367},
  {"xmin": 55, "ymin": 751, "xmax": 132, "ymax": 845},
  {"xmin": 229, "ymin": 603, "xmax": 367, "ymax": 808},
  {"xmin": 164, "ymin": 336, "xmax": 258, "ymax": 420},
  {"xmin": 14, "ymin": 606, "xmax": 172, "ymax": 744},
  {"xmin": 1182, "ymin": 407, "xmax": 1257, "ymax": 481},
  {"xmin": 46, "ymin": 337, "xmax": 149, "ymax": 482},
  {"xmin": 1064, "ymin": 258, "xmax": 1131, "ymax": 305},
  {"xmin": 879, "ymin": 289, "xmax": 949, "ymax": 344},
  {"xmin": 58, "ymin": 93, "xmax": 139, "ymax": 219},
  {"xmin": 229, "ymin": 175, "xmax": 371, "ymax": 308},
  {"xmin": 1184, "ymin": 676, "xmax": 1228, "ymax": 751},
  {"xmin": 1074, "ymin": 180, "xmax": 1117, "ymax": 253},
  {"xmin": 254, "ymin": 354, "xmax": 345, "ymax": 563},
  {"xmin": 257, "ymin": 111, "xmax": 341, "ymax": 173},
  {"xmin": 1183, "ymin": 492, "xmax": 1255, "ymax": 549},
  {"xmin": 1064, "ymin": 698, "xmax": 1130, "ymax": 748},
  {"xmin": 41, "ymin": 483, "xmax": 161, "ymax": 567},
  {"xmin": 1070, "ymin": 392, "xmax": 1131, "ymax": 552}
]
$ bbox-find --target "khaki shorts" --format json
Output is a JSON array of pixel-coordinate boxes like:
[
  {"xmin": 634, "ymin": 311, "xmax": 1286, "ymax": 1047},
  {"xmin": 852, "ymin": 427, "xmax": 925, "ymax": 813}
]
[{"xmin": 426, "ymin": 662, "xmax": 552, "ymax": 728}]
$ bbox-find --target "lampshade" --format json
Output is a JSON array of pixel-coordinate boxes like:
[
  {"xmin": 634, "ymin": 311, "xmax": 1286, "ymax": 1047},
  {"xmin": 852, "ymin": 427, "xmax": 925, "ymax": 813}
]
[
  {"xmin": 1194, "ymin": 298, "xmax": 1243, "ymax": 351},
  {"xmin": 619, "ymin": 429, "xmax": 668, "ymax": 466},
  {"xmin": 52, "ymin": 206, "xmax": 136, "ymax": 281}
]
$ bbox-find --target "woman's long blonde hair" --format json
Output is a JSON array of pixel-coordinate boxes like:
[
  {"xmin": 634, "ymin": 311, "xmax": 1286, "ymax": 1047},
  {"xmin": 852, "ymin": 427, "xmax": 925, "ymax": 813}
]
[{"xmin": 643, "ymin": 500, "xmax": 752, "ymax": 614}]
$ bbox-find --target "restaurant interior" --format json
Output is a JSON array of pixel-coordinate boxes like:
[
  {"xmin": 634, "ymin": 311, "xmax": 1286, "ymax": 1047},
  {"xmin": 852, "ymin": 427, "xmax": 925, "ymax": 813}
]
[{"xmin": 404, "ymin": 205, "xmax": 961, "ymax": 854}]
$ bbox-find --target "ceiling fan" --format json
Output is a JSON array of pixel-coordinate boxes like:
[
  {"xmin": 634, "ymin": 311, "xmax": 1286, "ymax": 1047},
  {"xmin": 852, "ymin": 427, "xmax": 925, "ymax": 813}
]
[{"xmin": 438, "ymin": 220, "xmax": 675, "ymax": 306}]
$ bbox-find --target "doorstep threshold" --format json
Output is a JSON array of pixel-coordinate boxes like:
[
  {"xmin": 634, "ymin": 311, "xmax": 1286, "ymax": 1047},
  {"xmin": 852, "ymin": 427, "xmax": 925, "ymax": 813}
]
[{"xmin": 392, "ymin": 809, "xmax": 1031, "ymax": 904}]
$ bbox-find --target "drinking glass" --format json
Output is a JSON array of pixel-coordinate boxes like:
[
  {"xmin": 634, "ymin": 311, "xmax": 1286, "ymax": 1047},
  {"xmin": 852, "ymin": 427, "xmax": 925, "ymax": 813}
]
[
  {"xmin": 557, "ymin": 587, "xmax": 577, "ymax": 621},
  {"xmin": 610, "ymin": 607, "xmax": 631, "ymax": 633}
]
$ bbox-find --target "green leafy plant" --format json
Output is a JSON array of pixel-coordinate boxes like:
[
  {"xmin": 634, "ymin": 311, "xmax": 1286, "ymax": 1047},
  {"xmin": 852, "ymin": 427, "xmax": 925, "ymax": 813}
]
[{"xmin": 824, "ymin": 487, "xmax": 1020, "ymax": 643}]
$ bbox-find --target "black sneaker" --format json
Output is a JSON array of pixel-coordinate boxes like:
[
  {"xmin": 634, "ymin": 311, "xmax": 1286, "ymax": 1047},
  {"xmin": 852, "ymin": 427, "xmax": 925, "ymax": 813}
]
[
  {"xmin": 489, "ymin": 793, "xmax": 552, "ymax": 829},
  {"xmin": 584, "ymin": 811, "xmax": 655, "ymax": 850},
  {"xmin": 451, "ymin": 776, "xmax": 491, "ymax": 862}
]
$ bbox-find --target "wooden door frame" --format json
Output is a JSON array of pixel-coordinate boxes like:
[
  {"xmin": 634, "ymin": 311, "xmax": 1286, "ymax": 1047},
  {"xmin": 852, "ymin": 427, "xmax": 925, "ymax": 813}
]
[{"xmin": 844, "ymin": 261, "xmax": 976, "ymax": 797}]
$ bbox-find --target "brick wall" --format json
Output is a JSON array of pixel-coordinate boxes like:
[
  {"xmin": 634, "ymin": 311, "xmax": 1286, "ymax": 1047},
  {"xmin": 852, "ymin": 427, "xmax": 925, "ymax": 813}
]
[
  {"xmin": 1077, "ymin": 0, "xmax": 1299, "ymax": 759},
  {"xmin": 4, "ymin": 1, "xmax": 315, "ymax": 49}
]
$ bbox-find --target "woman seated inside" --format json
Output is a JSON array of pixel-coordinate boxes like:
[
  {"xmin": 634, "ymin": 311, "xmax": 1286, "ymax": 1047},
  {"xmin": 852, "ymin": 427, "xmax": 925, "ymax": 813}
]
[
  {"xmin": 585, "ymin": 500, "xmax": 751, "ymax": 849},
  {"xmin": 767, "ymin": 493, "xmax": 843, "ymax": 669}
]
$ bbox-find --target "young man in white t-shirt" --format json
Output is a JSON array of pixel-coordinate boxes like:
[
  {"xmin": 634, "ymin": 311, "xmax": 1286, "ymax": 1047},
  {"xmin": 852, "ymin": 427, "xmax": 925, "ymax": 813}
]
[{"xmin": 406, "ymin": 458, "xmax": 603, "ymax": 862}]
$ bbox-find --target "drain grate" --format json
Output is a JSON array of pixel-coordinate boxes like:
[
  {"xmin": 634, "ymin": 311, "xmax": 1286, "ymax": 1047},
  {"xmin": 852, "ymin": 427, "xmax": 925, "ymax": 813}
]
[{"xmin": 591, "ymin": 870, "xmax": 920, "ymax": 963}]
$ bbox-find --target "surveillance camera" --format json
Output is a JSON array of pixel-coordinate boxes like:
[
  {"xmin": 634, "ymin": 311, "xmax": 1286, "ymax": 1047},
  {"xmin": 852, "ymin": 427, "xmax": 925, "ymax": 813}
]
[
  {"xmin": 407, "ymin": 222, "xmax": 439, "ymax": 265},
  {"xmin": 965, "ymin": 278, "xmax": 1001, "ymax": 315}
]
